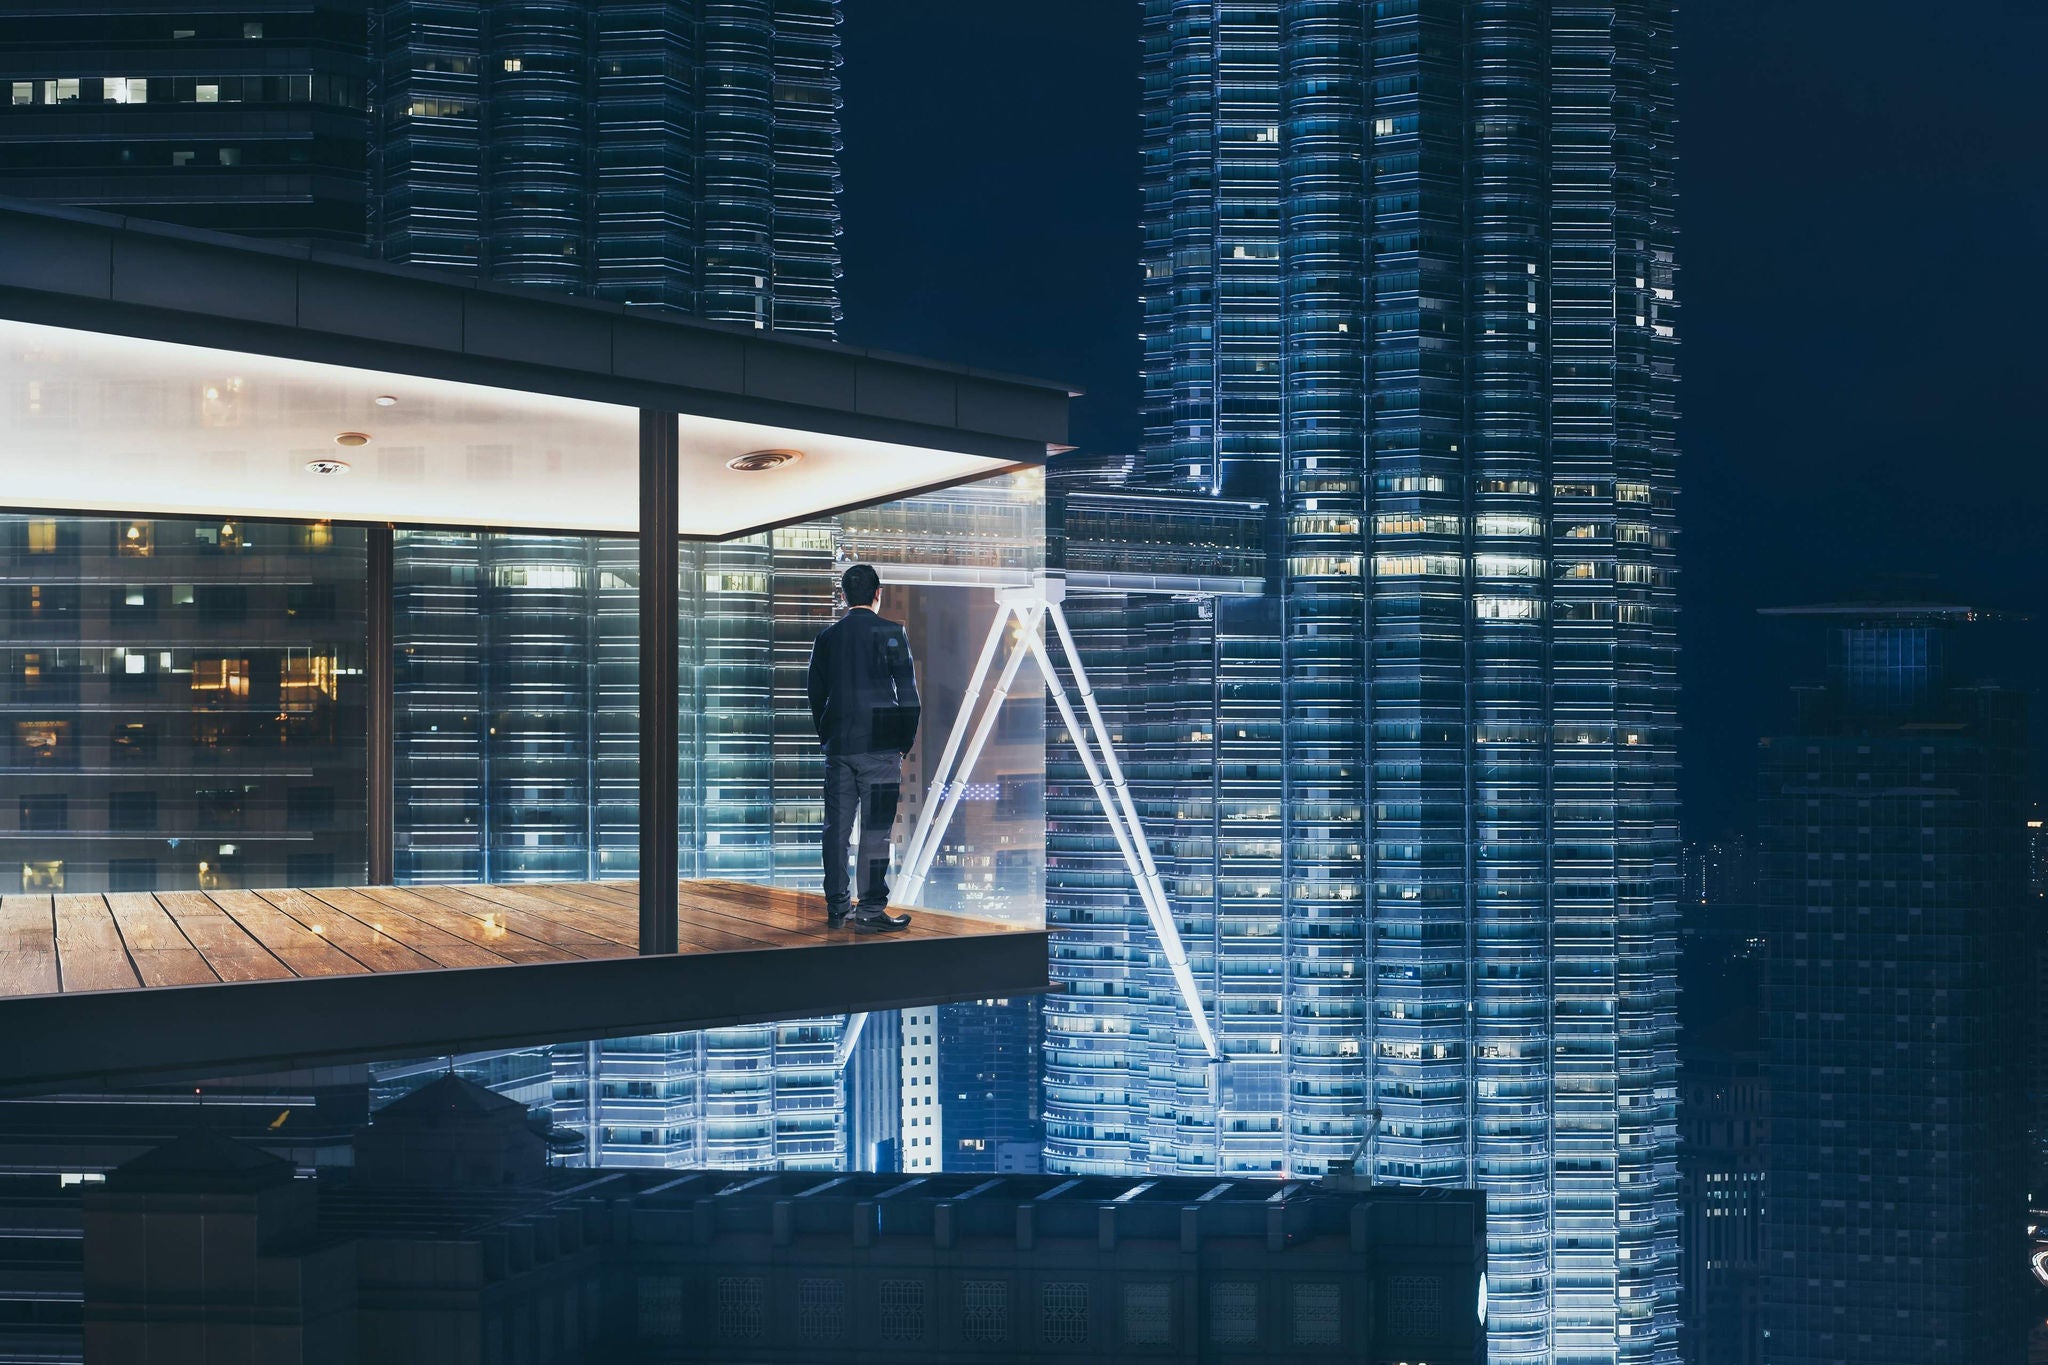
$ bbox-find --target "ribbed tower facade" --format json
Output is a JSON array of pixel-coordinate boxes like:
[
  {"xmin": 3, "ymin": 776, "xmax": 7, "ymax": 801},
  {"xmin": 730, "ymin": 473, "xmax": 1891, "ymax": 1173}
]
[
  {"xmin": 372, "ymin": 0, "xmax": 842, "ymax": 332},
  {"xmin": 1047, "ymin": 5, "xmax": 1683, "ymax": 1363},
  {"xmin": 374, "ymin": 0, "xmax": 851, "ymax": 1170}
]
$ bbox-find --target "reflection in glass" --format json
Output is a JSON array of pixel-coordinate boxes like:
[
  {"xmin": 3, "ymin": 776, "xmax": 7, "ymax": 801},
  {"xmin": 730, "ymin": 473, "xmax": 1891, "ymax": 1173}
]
[{"xmin": 0, "ymin": 514, "xmax": 367, "ymax": 892}]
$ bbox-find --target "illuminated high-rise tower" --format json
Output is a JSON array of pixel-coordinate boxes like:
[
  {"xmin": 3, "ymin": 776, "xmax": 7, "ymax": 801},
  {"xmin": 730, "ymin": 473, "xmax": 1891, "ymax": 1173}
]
[
  {"xmin": 370, "ymin": 0, "xmax": 852, "ymax": 1170},
  {"xmin": 1047, "ymin": 5, "xmax": 1683, "ymax": 1363},
  {"xmin": 1758, "ymin": 605, "xmax": 2028, "ymax": 1365}
]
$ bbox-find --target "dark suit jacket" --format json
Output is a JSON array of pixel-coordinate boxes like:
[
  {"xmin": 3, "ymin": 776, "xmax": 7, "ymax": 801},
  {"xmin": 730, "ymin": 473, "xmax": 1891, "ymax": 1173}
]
[{"xmin": 807, "ymin": 608, "xmax": 920, "ymax": 755}]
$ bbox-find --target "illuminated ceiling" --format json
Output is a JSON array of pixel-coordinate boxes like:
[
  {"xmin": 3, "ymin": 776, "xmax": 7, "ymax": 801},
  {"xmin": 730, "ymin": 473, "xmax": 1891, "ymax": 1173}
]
[{"xmin": 0, "ymin": 319, "xmax": 1013, "ymax": 537}]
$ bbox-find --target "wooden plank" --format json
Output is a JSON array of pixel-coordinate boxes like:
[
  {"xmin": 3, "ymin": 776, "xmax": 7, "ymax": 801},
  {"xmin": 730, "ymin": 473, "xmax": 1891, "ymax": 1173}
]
[
  {"xmin": 207, "ymin": 890, "xmax": 368, "ymax": 979},
  {"xmin": 668, "ymin": 881, "xmax": 840, "ymax": 939},
  {"xmin": 153, "ymin": 892, "xmax": 293, "ymax": 984},
  {"xmin": 493, "ymin": 881, "xmax": 639, "ymax": 929},
  {"xmin": 434, "ymin": 884, "xmax": 638, "ymax": 950},
  {"xmin": 253, "ymin": 888, "xmax": 436, "ymax": 976},
  {"xmin": 52, "ymin": 895, "xmax": 139, "ymax": 994},
  {"xmin": 298, "ymin": 888, "xmax": 516, "ymax": 970},
  {"xmin": 105, "ymin": 894, "xmax": 218, "ymax": 989},
  {"xmin": 0, "ymin": 896, "xmax": 58, "ymax": 998},
  {"xmin": 518, "ymin": 883, "xmax": 795, "ymax": 954},
  {"xmin": 512, "ymin": 879, "xmax": 770, "ymax": 957},
  {"xmin": 674, "ymin": 880, "xmax": 966, "ymax": 943},
  {"xmin": 577, "ymin": 876, "xmax": 978, "ymax": 947},
  {"xmin": 365, "ymin": 885, "xmax": 619, "ymax": 961},
  {"xmin": 687, "ymin": 879, "xmax": 1009, "ymax": 940}
]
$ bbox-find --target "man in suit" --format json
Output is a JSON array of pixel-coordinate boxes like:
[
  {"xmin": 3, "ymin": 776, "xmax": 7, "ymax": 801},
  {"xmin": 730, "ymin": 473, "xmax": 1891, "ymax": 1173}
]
[{"xmin": 807, "ymin": 563, "xmax": 919, "ymax": 931}]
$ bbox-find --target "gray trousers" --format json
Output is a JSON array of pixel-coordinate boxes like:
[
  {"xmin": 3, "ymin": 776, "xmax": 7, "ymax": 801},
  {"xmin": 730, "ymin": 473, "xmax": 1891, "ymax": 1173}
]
[{"xmin": 822, "ymin": 751, "xmax": 903, "ymax": 908}]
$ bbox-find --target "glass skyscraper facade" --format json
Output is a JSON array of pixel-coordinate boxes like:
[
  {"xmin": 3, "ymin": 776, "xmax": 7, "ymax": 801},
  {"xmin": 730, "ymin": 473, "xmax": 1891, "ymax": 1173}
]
[
  {"xmin": 390, "ymin": 485, "xmax": 1046, "ymax": 1172},
  {"xmin": 1757, "ymin": 607, "xmax": 2028, "ymax": 1365},
  {"xmin": 1047, "ymin": 5, "xmax": 1683, "ymax": 1363},
  {"xmin": 0, "ymin": 514, "xmax": 368, "ymax": 896},
  {"xmin": 370, "ymin": 0, "xmax": 842, "ymax": 333},
  {"xmin": 0, "ymin": 4, "xmax": 372, "ymax": 247},
  {"xmin": 367, "ymin": 0, "xmax": 869, "ymax": 1171}
]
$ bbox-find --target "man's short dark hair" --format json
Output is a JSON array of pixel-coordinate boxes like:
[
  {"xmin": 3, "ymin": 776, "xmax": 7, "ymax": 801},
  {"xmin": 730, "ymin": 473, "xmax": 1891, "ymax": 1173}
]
[{"xmin": 841, "ymin": 563, "xmax": 881, "ymax": 607}]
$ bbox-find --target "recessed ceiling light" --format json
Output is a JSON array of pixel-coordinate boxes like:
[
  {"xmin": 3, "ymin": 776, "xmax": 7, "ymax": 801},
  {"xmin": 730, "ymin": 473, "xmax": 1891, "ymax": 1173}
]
[
  {"xmin": 373, "ymin": 394, "xmax": 399, "ymax": 407},
  {"xmin": 726, "ymin": 448, "xmax": 804, "ymax": 473},
  {"xmin": 334, "ymin": 431, "xmax": 371, "ymax": 447},
  {"xmin": 305, "ymin": 459, "xmax": 352, "ymax": 476}
]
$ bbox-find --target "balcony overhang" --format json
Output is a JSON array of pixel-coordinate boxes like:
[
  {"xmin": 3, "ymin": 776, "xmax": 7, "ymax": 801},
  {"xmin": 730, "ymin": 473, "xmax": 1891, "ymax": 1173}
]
[
  {"xmin": 0, "ymin": 882, "xmax": 1049, "ymax": 1095},
  {"xmin": 0, "ymin": 197, "xmax": 1073, "ymax": 538},
  {"xmin": 0, "ymin": 197, "xmax": 1060, "ymax": 1057}
]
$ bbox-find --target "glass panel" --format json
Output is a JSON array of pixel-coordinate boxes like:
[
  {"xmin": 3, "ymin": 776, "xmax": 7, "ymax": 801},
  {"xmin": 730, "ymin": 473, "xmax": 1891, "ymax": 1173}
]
[
  {"xmin": 387, "ymin": 473, "xmax": 1045, "ymax": 1172},
  {"xmin": 389, "ymin": 471, "xmax": 1046, "ymax": 926},
  {"xmin": 0, "ymin": 514, "xmax": 369, "ymax": 892}
]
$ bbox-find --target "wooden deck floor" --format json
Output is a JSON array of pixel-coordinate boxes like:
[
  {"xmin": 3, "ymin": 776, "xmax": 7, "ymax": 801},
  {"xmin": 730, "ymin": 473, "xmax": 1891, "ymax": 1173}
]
[{"xmin": 0, "ymin": 880, "xmax": 1021, "ymax": 1001}]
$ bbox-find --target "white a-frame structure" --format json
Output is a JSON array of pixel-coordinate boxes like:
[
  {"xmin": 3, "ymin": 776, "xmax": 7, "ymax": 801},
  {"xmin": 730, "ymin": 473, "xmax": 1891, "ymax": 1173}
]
[{"xmin": 833, "ymin": 573, "xmax": 1221, "ymax": 1069}]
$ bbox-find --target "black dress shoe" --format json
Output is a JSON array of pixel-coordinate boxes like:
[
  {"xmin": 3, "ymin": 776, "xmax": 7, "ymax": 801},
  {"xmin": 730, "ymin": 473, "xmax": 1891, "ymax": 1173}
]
[
  {"xmin": 826, "ymin": 902, "xmax": 851, "ymax": 927},
  {"xmin": 852, "ymin": 907, "xmax": 911, "ymax": 932}
]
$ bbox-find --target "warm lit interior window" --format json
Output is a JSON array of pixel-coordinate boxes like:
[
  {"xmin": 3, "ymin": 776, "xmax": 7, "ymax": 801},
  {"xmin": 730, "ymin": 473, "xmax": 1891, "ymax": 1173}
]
[
  {"xmin": 1374, "ymin": 513, "xmax": 1459, "ymax": 537},
  {"xmin": 21, "ymin": 861, "xmax": 63, "ymax": 893},
  {"xmin": 26, "ymin": 520, "xmax": 56, "ymax": 554},
  {"xmin": 280, "ymin": 654, "xmax": 338, "ymax": 706},
  {"xmin": 15, "ymin": 720, "xmax": 66, "ymax": 760},
  {"xmin": 190, "ymin": 657, "xmax": 251, "ymax": 700},
  {"xmin": 119, "ymin": 521, "xmax": 153, "ymax": 556}
]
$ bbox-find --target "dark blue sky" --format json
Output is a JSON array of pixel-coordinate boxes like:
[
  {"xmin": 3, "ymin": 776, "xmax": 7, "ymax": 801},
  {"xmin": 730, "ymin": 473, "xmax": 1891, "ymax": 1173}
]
[{"xmin": 839, "ymin": 2, "xmax": 2048, "ymax": 836}]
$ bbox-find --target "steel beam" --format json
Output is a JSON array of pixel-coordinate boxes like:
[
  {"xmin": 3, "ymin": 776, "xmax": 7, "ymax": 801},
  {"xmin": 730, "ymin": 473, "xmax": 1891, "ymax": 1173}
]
[
  {"xmin": 365, "ymin": 523, "xmax": 394, "ymax": 886},
  {"xmin": 639, "ymin": 410, "xmax": 681, "ymax": 954}
]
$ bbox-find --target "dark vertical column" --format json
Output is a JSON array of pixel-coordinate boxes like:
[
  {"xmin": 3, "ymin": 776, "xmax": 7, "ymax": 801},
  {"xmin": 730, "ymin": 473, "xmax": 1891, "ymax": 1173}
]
[
  {"xmin": 639, "ymin": 410, "xmax": 681, "ymax": 954},
  {"xmin": 366, "ymin": 524, "xmax": 395, "ymax": 885}
]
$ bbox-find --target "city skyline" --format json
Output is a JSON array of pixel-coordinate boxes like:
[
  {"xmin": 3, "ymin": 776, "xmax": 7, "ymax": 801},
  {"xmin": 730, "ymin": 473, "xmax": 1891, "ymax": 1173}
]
[
  {"xmin": 1044, "ymin": 8, "xmax": 1682, "ymax": 1365},
  {"xmin": 834, "ymin": 2, "xmax": 2048, "ymax": 838},
  {"xmin": 0, "ymin": 4, "xmax": 2039, "ymax": 1364}
]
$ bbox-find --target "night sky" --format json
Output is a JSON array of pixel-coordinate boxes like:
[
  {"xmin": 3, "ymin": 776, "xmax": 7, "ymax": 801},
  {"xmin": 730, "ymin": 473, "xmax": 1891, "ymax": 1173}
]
[{"xmin": 838, "ymin": 2, "xmax": 2048, "ymax": 838}]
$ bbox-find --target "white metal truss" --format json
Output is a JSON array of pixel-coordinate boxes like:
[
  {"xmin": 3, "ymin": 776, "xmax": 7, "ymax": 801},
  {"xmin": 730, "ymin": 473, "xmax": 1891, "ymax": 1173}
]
[{"xmin": 835, "ymin": 574, "xmax": 1220, "ymax": 1070}]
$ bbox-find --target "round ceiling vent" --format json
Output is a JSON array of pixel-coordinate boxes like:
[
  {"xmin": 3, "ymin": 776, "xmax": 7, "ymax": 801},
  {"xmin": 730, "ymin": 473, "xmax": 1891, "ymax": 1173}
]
[
  {"xmin": 305, "ymin": 459, "xmax": 353, "ymax": 476},
  {"xmin": 726, "ymin": 448, "xmax": 804, "ymax": 473},
  {"xmin": 334, "ymin": 431, "xmax": 372, "ymax": 448}
]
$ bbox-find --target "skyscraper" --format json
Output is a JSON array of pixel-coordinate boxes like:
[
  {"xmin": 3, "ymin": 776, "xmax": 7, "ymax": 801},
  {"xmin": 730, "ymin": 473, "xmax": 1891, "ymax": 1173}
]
[
  {"xmin": 367, "ymin": 0, "xmax": 858, "ymax": 1171},
  {"xmin": 0, "ymin": 4, "xmax": 372, "ymax": 247},
  {"xmin": 369, "ymin": 0, "xmax": 842, "ymax": 333},
  {"xmin": 1047, "ymin": 4, "xmax": 1684, "ymax": 1362},
  {"xmin": 1757, "ymin": 604, "xmax": 2028, "ymax": 1365},
  {"xmin": 936, "ymin": 996, "xmax": 1044, "ymax": 1173}
]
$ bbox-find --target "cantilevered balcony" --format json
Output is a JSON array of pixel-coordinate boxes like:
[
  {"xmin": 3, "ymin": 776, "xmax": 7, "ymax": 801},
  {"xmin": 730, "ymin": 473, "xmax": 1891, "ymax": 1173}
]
[{"xmin": 0, "ymin": 199, "xmax": 1064, "ymax": 1091}]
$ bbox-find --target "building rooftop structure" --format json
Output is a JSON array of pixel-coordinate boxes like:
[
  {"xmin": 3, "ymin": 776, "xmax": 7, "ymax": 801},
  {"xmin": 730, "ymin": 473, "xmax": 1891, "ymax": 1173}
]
[
  {"xmin": 0, "ymin": 197, "xmax": 1065, "ymax": 1093},
  {"xmin": 73, "ymin": 1080, "xmax": 1489, "ymax": 1363}
]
